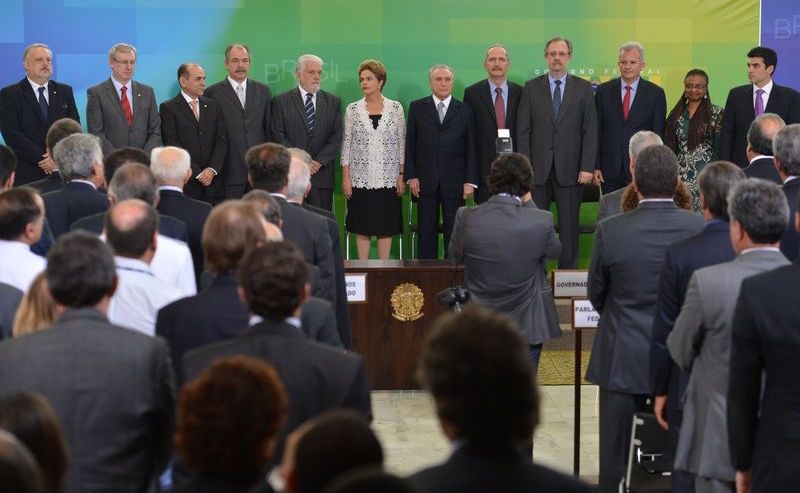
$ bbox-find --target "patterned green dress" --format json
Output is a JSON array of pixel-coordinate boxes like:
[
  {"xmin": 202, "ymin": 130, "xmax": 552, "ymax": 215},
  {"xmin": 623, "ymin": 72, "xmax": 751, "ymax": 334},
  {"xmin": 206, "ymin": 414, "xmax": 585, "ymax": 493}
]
[{"xmin": 674, "ymin": 104, "xmax": 723, "ymax": 213}]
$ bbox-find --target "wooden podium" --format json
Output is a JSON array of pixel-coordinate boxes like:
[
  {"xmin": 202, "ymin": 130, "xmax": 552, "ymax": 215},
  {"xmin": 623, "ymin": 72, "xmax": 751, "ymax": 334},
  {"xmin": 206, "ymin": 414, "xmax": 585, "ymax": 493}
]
[{"xmin": 345, "ymin": 260, "xmax": 464, "ymax": 390}]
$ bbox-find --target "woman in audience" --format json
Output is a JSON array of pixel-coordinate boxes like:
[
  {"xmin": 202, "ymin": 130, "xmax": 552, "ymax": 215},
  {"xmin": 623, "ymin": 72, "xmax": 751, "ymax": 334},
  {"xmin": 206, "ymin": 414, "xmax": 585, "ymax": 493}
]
[
  {"xmin": 664, "ymin": 68, "xmax": 723, "ymax": 213},
  {"xmin": 340, "ymin": 59, "xmax": 405, "ymax": 259},
  {"xmin": 12, "ymin": 272, "xmax": 58, "ymax": 337},
  {"xmin": 0, "ymin": 392, "xmax": 69, "ymax": 493},
  {"xmin": 172, "ymin": 355, "xmax": 288, "ymax": 493}
]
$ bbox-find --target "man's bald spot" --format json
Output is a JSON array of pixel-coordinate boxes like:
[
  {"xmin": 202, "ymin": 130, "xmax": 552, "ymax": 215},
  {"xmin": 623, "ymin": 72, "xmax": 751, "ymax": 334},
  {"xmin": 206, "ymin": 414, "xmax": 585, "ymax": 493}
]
[{"xmin": 108, "ymin": 199, "xmax": 150, "ymax": 233}]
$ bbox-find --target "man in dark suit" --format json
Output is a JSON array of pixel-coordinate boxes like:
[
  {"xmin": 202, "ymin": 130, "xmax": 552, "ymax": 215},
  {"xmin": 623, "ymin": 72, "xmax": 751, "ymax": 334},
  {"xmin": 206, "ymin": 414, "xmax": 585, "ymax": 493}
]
[
  {"xmin": 406, "ymin": 64, "xmax": 478, "ymax": 259},
  {"xmin": 517, "ymin": 37, "xmax": 598, "ymax": 268},
  {"xmin": 0, "ymin": 283, "xmax": 22, "ymax": 340},
  {"xmin": 27, "ymin": 117, "xmax": 82, "ymax": 194},
  {"xmin": 594, "ymin": 42, "xmax": 667, "ymax": 193},
  {"xmin": 650, "ymin": 161, "xmax": 745, "ymax": 493},
  {"xmin": 205, "ymin": 44, "xmax": 271, "ymax": 199},
  {"xmin": 587, "ymin": 145, "xmax": 704, "ymax": 492},
  {"xmin": 773, "ymin": 124, "xmax": 800, "ymax": 260},
  {"xmin": 0, "ymin": 232, "xmax": 174, "ymax": 493},
  {"xmin": 409, "ymin": 305, "xmax": 592, "ymax": 493},
  {"xmin": 42, "ymin": 133, "xmax": 108, "ymax": 239},
  {"xmin": 463, "ymin": 44, "xmax": 523, "ymax": 204},
  {"xmin": 743, "ymin": 113, "xmax": 784, "ymax": 183},
  {"xmin": 86, "ymin": 43, "xmax": 162, "ymax": 157},
  {"xmin": 719, "ymin": 46, "xmax": 800, "ymax": 168},
  {"xmin": 271, "ymin": 54, "xmax": 342, "ymax": 211},
  {"xmin": 0, "ymin": 43, "xmax": 81, "ymax": 185},
  {"xmin": 183, "ymin": 241, "xmax": 370, "ymax": 463},
  {"xmin": 160, "ymin": 63, "xmax": 227, "ymax": 204}
]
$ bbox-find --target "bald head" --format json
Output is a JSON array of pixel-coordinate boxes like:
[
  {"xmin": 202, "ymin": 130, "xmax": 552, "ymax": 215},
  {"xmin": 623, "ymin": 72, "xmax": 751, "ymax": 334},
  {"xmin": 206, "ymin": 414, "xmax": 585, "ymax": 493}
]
[
  {"xmin": 105, "ymin": 199, "xmax": 158, "ymax": 260},
  {"xmin": 747, "ymin": 113, "xmax": 786, "ymax": 158},
  {"xmin": 151, "ymin": 146, "xmax": 192, "ymax": 186}
]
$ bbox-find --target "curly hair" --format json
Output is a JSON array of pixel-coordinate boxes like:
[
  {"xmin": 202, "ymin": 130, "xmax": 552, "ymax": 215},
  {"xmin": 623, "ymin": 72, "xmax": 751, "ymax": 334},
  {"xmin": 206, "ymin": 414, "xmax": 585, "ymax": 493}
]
[
  {"xmin": 237, "ymin": 242, "xmax": 307, "ymax": 319},
  {"xmin": 621, "ymin": 180, "xmax": 694, "ymax": 213},
  {"xmin": 487, "ymin": 153, "xmax": 533, "ymax": 197}
]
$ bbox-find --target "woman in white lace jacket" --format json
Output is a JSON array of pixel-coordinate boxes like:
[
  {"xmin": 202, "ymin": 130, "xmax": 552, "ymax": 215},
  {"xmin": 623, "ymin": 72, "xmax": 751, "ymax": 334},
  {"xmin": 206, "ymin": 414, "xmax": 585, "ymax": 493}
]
[{"xmin": 341, "ymin": 59, "xmax": 406, "ymax": 259}]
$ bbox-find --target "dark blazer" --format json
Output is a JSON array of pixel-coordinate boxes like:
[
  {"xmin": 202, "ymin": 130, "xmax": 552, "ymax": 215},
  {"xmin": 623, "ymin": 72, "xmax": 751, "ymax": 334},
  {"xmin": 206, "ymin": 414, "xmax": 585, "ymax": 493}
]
[
  {"xmin": 301, "ymin": 296, "xmax": 342, "ymax": 348},
  {"xmin": 595, "ymin": 78, "xmax": 667, "ymax": 183},
  {"xmin": 271, "ymin": 88, "xmax": 342, "ymax": 190},
  {"xmin": 597, "ymin": 187, "xmax": 625, "ymax": 222},
  {"xmin": 728, "ymin": 263, "xmax": 800, "ymax": 492},
  {"xmin": 205, "ymin": 78, "xmax": 271, "ymax": 188},
  {"xmin": 42, "ymin": 181, "xmax": 109, "ymax": 239},
  {"xmin": 86, "ymin": 78, "xmax": 162, "ymax": 155},
  {"xmin": 719, "ymin": 83, "xmax": 800, "ymax": 167},
  {"xmin": 27, "ymin": 172, "xmax": 64, "ymax": 194},
  {"xmin": 463, "ymin": 79, "xmax": 523, "ymax": 202},
  {"xmin": 405, "ymin": 96, "xmax": 479, "ymax": 198},
  {"xmin": 156, "ymin": 188, "xmax": 212, "ymax": 281},
  {"xmin": 0, "ymin": 308, "xmax": 174, "ymax": 493},
  {"xmin": 516, "ymin": 74, "xmax": 598, "ymax": 187},
  {"xmin": 171, "ymin": 475, "xmax": 274, "ymax": 493},
  {"xmin": 160, "ymin": 93, "xmax": 228, "ymax": 201},
  {"xmin": 0, "ymin": 283, "xmax": 23, "ymax": 340},
  {"xmin": 70, "ymin": 210, "xmax": 188, "ymax": 242},
  {"xmin": 780, "ymin": 178, "xmax": 800, "ymax": 260},
  {"xmin": 183, "ymin": 319, "xmax": 371, "ymax": 462},
  {"xmin": 409, "ymin": 444, "xmax": 593, "ymax": 493},
  {"xmin": 587, "ymin": 201, "xmax": 704, "ymax": 394},
  {"xmin": 0, "ymin": 78, "xmax": 80, "ymax": 184},
  {"xmin": 743, "ymin": 156, "xmax": 781, "ymax": 183}
]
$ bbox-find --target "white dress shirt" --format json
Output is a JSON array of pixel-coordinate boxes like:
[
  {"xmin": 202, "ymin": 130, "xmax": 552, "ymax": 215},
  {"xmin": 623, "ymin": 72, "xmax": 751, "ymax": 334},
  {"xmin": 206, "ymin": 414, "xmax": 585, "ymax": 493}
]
[
  {"xmin": 111, "ymin": 77, "xmax": 133, "ymax": 114},
  {"xmin": 149, "ymin": 234, "xmax": 197, "ymax": 297},
  {"xmin": 108, "ymin": 257, "xmax": 185, "ymax": 336},
  {"xmin": 27, "ymin": 78, "xmax": 49, "ymax": 104},
  {"xmin": 753, "ymin": 79, "xmax": 774, "ymax": 110},
  {"xmin": 0, "ymin": 240, "xmax": 46, "ymax": 292}
]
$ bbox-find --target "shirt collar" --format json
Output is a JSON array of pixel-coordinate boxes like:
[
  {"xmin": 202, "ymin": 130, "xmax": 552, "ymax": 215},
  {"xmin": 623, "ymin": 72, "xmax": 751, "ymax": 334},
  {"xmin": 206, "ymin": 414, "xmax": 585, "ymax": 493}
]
[
  {"xmin": 548, "ymin": 73, "xmax": 567, "ymax": 86},
  {"xmin": 740, "ymin": 246, "xmax": 781, "ymax": 255},
  {"xmin": 158, "ymin": 185, "xmax": 184, "ymax": 193},
  {"xmin": 299, "ymin": 85, "xmax": 315, "ymax": 101},
  {"xmin": 749, "ymin": 154, "xmax": 773, "ymax": 165},
  {"xmin": 490, "ymin": 79, "xmax": 508, "ymax": 93},
  {"xmin": 0, "ymin": 240, "xmax": 35, "ymax": 252},
  {"xmin": 27, "ymin": 78, "xmax": 48, "ymax": 93},
  {"xmin": 622, "ymin": 77, "xmax": 641, "ymax": 91},
  {"xmin": 248, "ymin": 315, "xmax": 302, "ymax": 330},
  {"xmin": 432, "ymin": 94, "xmax": 452, "ymax": 108},
  {"xmin": 181, "ymin": 91, "xmax": 198, "ymax": 104},
  {"xmin": 70, "ymin": 179, "xmax": 97, "ymax": 190},
  {"xmin": 784, "ymin": 175, "xmax": 798, "ymax": 184},
  {"xmin": 754, "ymin": 79, "xmax": 774, "ymax": 95},
  {"xmin": 228, "ymin": 76, "xmax": 247, "ymax": 92},
  {"xmin": 111, "ymin": 77, "xmax": 131, "ymax": 93},
  {"xmin": 639, "ymin": 198, "xmax": 673, "ymax": 203},
  {"xmin": 115, "ymin": 256, "xmax": 153, "ymax": 273}
]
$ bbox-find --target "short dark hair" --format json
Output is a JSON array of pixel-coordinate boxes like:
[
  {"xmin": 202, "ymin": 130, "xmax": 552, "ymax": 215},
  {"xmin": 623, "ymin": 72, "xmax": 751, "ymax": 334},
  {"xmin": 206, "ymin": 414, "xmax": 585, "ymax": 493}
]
[
  {"xmin": 46, "ymin": 232, "xmax": 117, "ymax": 307},
  {"xmin": 0, "ymin": 145, "xmax": 17, "ymax": 187},
  {"xmin": 294, "ymin": 410, "xmax": 383, "ymax": 493},
  {"xmin": 728, "ymin": 178, "xmax": 788, "ymax": 244},
  {"xmin": 176, "ymin": 356, "xmax": 288, "ymax": 477},
  {"xmin": 202, "ymin": 201, "xmax": 267, "ymax": 275},
  {"xmin": 0, "ymin": 430, "xmax": 42, "ymax": 493},
  {"xmin": 0, "ymin": 188, "xmax": 42, "ymax": 241},
  {"xmin": 417, "ymin": 305, "xmax": 538, "ymax": 451},
  {"xmin": 633, "ymin": 145, "xmax": 679, "ymax": 198},
  {"xmin": 747, "ymin": 46, "xmax": 778, "ymax": 73},
  {"xmin": 242, "ymin": 189, "xmax": 283, "ymax": 226},
  {"xmin": 177, "ymin": 63, "xmax": 191, "ymax": 80},
  {"xmin": 108, "ymin": 162, "xmax": 157, "ymax": 204},
  {"xmin": 697, "ymin": 161, "xmax": 746, "ymax": 221},
  {"xmin": 104, "ymin": 147, "xmax": 149, "ymax": 182},
  {"xmin": 323, "ymin": 468, "xmax": 417, "ymax": 493},
  {"xmin": 45, "ymin": 118, "xmax": 82, "ymax": 154},
  {"xmin": 245, "ymin": 143, "xmax": 291, "ymax": 192},
  {"xmin": 105, "ymin": 200, "xmax": 159, "ymax": 258},
  {"xmin": 238, "ymin": 241, "xmax": 307, "ymax": 319},
  {"xmin": 487, "ymin": 153, "xmax": 533, "ymax": 197},
  {"xmin": 747, "ymin": 114, "xmax": 785, "ymax": 156}
]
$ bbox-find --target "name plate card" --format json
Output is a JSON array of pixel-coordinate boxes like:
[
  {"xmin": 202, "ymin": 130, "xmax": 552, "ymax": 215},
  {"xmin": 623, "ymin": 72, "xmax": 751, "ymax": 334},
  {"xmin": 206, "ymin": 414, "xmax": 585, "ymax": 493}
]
[
  {"xmin": 572, "ymin": 299, "xmax": 599, "ymax": 328},
  {"xmin": 345, "ymin": 274, "xmax": 367, "ymax": 303},
  {"xmin": 552, "ymin": 270, "xmax": 589, "ymax": 298}
]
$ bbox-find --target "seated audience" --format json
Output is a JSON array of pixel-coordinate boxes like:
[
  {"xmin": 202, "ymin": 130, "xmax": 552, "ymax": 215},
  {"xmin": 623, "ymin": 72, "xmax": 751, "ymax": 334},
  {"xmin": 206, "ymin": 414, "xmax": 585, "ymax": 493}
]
[
  {"xmin": 27, "ymin": 118, "xmax": 83, "ymax": 194},
  {"xmin": 12, "ymin": 272, "xmax": 58, "ymax": 337},
  {"xmin": 743, "ymin": 113, "xmax": 784, "ymax": 183},
  {"xmin": 773, "ymin": 124, "xmax": 800, "ymax": 260},
  {"xmin": 0, "ymin": 187, "xmax": 46, "ymax": 292},
  {"xmin": 0, "ymin": 430, "xmax": 42, "ymax": 493}
]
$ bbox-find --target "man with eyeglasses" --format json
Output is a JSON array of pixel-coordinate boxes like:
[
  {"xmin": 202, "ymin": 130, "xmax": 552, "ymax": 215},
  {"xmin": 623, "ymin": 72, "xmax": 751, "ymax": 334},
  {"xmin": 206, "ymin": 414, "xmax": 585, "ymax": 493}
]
[{"xmin": 86, "ymin": 43, "xmax": 162, "ymax": 156}]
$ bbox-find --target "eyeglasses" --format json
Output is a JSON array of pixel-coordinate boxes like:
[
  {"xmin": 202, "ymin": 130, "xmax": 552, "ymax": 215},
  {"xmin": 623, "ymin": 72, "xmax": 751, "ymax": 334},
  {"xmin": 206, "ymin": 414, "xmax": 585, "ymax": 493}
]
[
  {"xmin": 112, "ymin": 59, "xmax": 136, "ymax": 67},
  {"xmin": 684, "ymin": 83, "xmax": 707, "ymax": 90}
]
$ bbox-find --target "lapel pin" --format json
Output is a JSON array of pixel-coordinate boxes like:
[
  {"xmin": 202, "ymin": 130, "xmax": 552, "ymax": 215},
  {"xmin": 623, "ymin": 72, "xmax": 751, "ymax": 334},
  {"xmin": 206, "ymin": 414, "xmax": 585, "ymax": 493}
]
[{"xmin": 137, "ymin": 93, "xmax": 141, "ymax": 97}]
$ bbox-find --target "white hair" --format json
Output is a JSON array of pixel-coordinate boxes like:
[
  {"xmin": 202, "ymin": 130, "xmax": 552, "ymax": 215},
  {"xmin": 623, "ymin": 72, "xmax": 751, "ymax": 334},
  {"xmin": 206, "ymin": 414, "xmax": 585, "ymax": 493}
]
[
  {"xmin": 629, "ymin": 130, "xmax": 663, "ymax": 159},
  {"xmin": 52, "ymin": 134, "xmax": 102, "ymax": 180},
  {"xmin": 22, "ymin": 43, "xmax": 51, "ymax": 61},
  {"xmin": 108, "ymin": 43, "xmax": 136, "ymax": 61},
  {"xmin": 428, "ymin": 64, "xmax": 455, "ymax": 80},
  {"xmin": 296, "ymin": 54, "xmax": 323, "ymax": 72},
  {"xmin": 150, "ymin": 146, "xmax": 191, "ymax": 184},
  {"xmin": 287, "ymin": 156, "xmax": 311, "ymax": 200},
  {"xmin": 287, "ymin": 147, "xmax": 313, "ymax": 166},
  {"xmin": 619, "ymin": 41, "xmax": 645, "ymax": 62}
]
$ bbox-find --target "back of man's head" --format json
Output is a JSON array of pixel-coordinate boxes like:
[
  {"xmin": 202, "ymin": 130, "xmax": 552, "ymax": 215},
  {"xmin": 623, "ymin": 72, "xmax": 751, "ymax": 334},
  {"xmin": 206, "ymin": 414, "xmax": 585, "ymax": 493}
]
[
  {"xmin": 109, "ymin": 163, "xmax": 157, "ymax": 205},
  {"xmin": 418, "ymin": 305, "xmax": 538, "ymax": 452},
  {"xmin": 697, "ymin": 161, "xmax": 746, "ymax": 220},
  {"xmin": 203, "ymin": 201, "xmax": 267, "ymax": 275},
  {"xmin": 150, "ymin": 147, "xmax": 191, "ymax": 186},
  {"xmin": 242, "ymin": 189, "xmax": 283, "ymax": 226},
  {"xmin": 287, "ymin": 155, "xmax": 311, "ymax": 201},
  {"xmin": 246, "ymin": 143, "xmax": 291, "ymax": 193},
  {"xmin": 773, "ymin": 123, "xmax": 800, "ymax": 177},
  {"xmin": 238, "ymin": 241, "xmax": 307, "ymax": 319},
  {"xmin": 487, "ymin": 153, "xmax": 533, "ymax": 197},
  {"xmin": 0, "ymin": 145, "xmax": 17, "ymax": 189},
  {"xmin": 628, "ymin": 130, "xmax": 664, "ymax": 162},
  {"xmin": 104, "ymin": 147, "xmax": 150, "ymax": 183},
  {"xmin": 0, "ymin": 188, "xmax": 42, "ymax": 242},
  {"xmin": 45, "ymin": 118, "xmax": 82, "ymax": 155},
  {"xmin": 105, "ymin": 199, "xmax": 158, "ymax": 259},
  {"xmin": 727, "ymin": 178, "xmax": 788, "ymax": 244},
  {"xmin": 633, "ymin": 145, "xmax": 679, "ymax": 198},
  {"xmin": 747, "ymin": 113, "xmax": 786, "ymax": 157},
  {"xmin": 0, "ymin": 430, "xmax": 42, "ymax": 493},
  {"xmin": 52, "ymin": 133, "xmax": 102, "ymax": 181},
  {"xmin": 46, "ymin": 231, "xmax": 117, "ymax": 308}
]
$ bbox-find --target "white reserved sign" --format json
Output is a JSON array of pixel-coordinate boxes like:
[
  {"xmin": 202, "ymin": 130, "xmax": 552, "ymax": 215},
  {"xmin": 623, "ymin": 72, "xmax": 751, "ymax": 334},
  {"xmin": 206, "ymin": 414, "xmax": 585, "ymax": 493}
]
[
  {"xmin": 345, "ymin": 274, "xmax": 367, "ymax": 303},
  {"xmin": 572, "ymin": 299, "xmax": 599, "ymax": 328},
  {"xmin": 553, "ymin": 270, "xmax": 589, "ymax": 298}
]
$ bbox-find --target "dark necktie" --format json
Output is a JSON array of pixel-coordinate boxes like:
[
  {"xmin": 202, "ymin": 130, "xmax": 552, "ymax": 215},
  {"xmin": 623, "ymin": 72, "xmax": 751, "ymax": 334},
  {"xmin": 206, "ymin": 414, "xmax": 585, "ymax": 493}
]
[
  {"xmin": 755, "ymin": 89, "xmax": 765, "ymax": 117},
  {"xmin": 494, "ymin": 86, "xmax": 506, "ymax": 129},
  {"xmin": 121, "ymin": 86, "xmax": 133, "ymax": 126},
  {"xmin": 552, "ymin": 80, "xmax": 562, "ymax": 119},
  {"xmin": 623, "ymin": 85, "xmax": 632, "ymax": 120},
  {"xmin": 37, "ymin": 86, "xmax": 48, "ymax": 122},
  {"xmin": 305, "ymin": 92, "xmax": 315, "ymax": 135}
]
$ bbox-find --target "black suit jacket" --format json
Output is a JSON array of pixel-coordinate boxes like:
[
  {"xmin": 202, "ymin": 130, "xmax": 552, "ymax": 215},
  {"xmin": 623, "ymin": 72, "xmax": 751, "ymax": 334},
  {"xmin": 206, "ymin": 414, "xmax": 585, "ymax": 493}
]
[
  {"xmin": 595, "ymin": 78, "xmax": 667, "ymax": 183},
  {"xmin": 405, "ymin": 96, "xmax": 479, "ymax": 198},
  {"xmin": 780, "ymin": 178, "xmax": 800, "ymax": 260},
  {"xmin": 42, "ymin": 181, "xmax": 109, "ymax": 239},
  {"xmin": 463, "ymin": 80, "xmax": 522, "ymax": 202},
  {"xmin": 156, "ymin": 188, "xmax": 212, "ymax": 281},
  {"xmin": 743, "ymin": 156, "xmax": 781, "ymax": 183},
  {"xmin": 160, "ymin": 94, "xmax": 228, "ymax": 200},
  {"xmin": 0, "ymin": 283, "xmax": 23, "ymax": 340},
  {"xmin": 0, "ymin": 78, "xmax": 80, "ymax": 184},
  {"xmin": 719, "ymin": 83, "xmax": 800, "ymax": 167},
  {"xmin": 27, "ymin": 172, "xmax": 64, "ymax": 194},
  {"xmin": 205, "ymin": 78, "xmax": 271, "ymax": 187},
  {"xmin": 70, "ymin": 210, "xmax": 188, "ymax": 243}
]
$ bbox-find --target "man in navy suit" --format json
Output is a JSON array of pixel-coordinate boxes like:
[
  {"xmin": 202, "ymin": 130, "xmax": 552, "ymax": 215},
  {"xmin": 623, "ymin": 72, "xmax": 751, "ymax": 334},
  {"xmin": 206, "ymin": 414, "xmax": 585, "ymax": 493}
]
[
  {"xmin": 719, "ymin": 46, "xmax": 800, "ymax": 168},
  {"xmin": 594, "ymin": 42, "xmax": 666, "ymax": 194},
  {"xmin": 406, "ymin": 64, "xmax": 478, "ymax": 259},
  {"xmin": 743, "ymin": 113, "xmax": 784, "ymax": 183},
  {"xmin": 0, "ymin": 43, "xmax": 80, "ymax": 185}
]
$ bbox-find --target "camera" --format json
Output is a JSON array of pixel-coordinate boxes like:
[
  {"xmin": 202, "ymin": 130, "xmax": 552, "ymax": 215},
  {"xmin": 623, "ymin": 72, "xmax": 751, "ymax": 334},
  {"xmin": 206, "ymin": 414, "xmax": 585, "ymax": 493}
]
[{"xmin": 437, "ymin": 285, "xmax": 469, "ymax": 312}]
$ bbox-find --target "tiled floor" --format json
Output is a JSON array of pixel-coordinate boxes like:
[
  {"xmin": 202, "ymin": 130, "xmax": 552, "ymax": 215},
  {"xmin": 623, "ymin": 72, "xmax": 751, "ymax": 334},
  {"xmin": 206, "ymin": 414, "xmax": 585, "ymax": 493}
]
[{"xmin": 371, "ymin": 385, "xmax": 600, "ymax": 483}]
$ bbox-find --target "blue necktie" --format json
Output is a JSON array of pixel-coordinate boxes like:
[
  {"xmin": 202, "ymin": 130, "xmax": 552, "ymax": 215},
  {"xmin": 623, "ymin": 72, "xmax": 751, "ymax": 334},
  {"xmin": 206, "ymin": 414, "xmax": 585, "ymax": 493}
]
[
  {"xmin": 305, "ymin": 92, "xmax": 315, "ymax": 135},
  {"xmin": 38, "ymin": 86, "xmax": 49, "ymax": 122},
  {"xmin": 552, "ymin": 80, "xmax": 562, "ymax": 119}
]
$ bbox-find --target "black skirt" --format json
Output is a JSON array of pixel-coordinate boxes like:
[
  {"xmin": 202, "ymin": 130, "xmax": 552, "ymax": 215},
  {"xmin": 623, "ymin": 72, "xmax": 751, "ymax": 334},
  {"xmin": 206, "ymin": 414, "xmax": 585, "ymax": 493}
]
[{"xmin": 346, "ymin": 187, "xmax": 403, "ymax": 236}]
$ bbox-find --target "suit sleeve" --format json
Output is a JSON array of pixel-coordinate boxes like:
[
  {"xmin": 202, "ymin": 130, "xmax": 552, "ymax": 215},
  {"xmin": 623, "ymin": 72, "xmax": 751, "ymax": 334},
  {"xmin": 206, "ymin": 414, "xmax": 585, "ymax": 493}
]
[
  {"xmin": 597, "ymin": 195, "xmax": 610, "ymax": 222},
  {"xmin": 543, "ymin": 210, "xmax": 561, "ymax": 260},
  {"xmin": 652, "ymin": 87, "xmax": 667, "ymax": 137},
  {"xmin": 143, "ymin": 88, "xmax": 163, "ymax": 154},
  {"xmin": 405, "ymin": 102, "xmax": 418, "ymax": 181},
  {"xmin": 344, "ymin": 359, "xmax": 373, "ymax": 422},
  {"xmin": 270, "ymin": 96, "xmax": 292, "ymax": 147},
  {"xmin": 464, "ymin": 106, "xmax": 479, "ymax": 186},
  {"xmin": 580, "ymin": 83, "xmax": 599, "ymax": 173},
  {"xmin": 159, "ymin": 103, "xmax": 179, "ymax": 147},
  {"xmin": 63, "ymin": 86, "xmax": 80, "ymax": 123},
  {"xmin": 718, "ymin": 89, "xmax": 737, "ymax": 162},
  {"xmin": 263, "ymin": 86, "xmax": 273, "ymax": 142},
  {"xmin": 315, "ymin": 95, "xmax": 343, "ymax": 166},
  {"xmin": 209, "ymin": 106, "xmax": 227, "ymax": 173},
  {"xmin": 587, "ymin": 223, "xmax": 609, "ymax": 314},
  {"xmin": 650, "ymin": 247, "xmax": 679, "ymax": 395},
  {"xmin": 0, "ymin": 88, "xmax": 46, "ymax": 164},
  {"xmin": 515, "ymin": 85, "xmax": 532, "ymax": 159},
  {"xmin": 85, "ymin": 88, "xmax": 116, "ymax": 154},
  {"xmin": 151, "ymin": 339, "xmax": 176, "ymax": 476},
  {"xmin": 447, "ymin": 206, "xmax": 467, "ymax": 262},
  {"xmin": 314, "ymin": 223, "xmax": 336, "ymax": 304},
  {"xmin": 666, "ymin": 273, "xmax": 704, "ymax": 371},
  {"xmin": 594, "ymin": 87, "xmax": 604, "ymax": 170}
]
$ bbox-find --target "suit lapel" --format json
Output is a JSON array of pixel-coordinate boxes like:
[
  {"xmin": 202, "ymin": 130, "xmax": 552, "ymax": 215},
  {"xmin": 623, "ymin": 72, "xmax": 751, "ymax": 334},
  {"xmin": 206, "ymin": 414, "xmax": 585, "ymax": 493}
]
[
  {"xmin": 104, "ymin": 78, "xmax": 129, "ymax": 124},
  {"xmin": 627, "ymin": 79, "xmax": 648, "ymax": 122},
  {"xmin": 290, "ymin": 88, "xmax": 311, "ymax": 133},
  {"xmin": 198, "ymin": 96, "xmax": 212, "ymax": 133},
  {"xmin": 47, "ymin": 82, "xmax": 62, "ymax": 125},
  {"xmin": 423, "ymin": 97, "xmax": 439, "ymax": 125},
  {"xmin": 314, "ymin": 91, "xmax": 327, "ymax": 138},
  {"xmin": 19, "ymin": 79, "xmax": 46, "ymax": 125},
  {"xmin": 536, "ymin": 77, "xmax": 556, "ymax": 123},
  {"xmin": 610, "ymin": 78, "xmax": 625, "ymax": 122},
  {"xmin": 441, "ymin": 98, "xmax": 461, "ymax": 127},
  {"xmin": 174, "ymin": 93, "xmax": 199, "ymax": 129},
  {"xmin": 478, "ymin": 80, "xmax": 497, "ymax": 125},
  {"xmin": 220, "ymin": 79, "xmax": 245, "ymax": 112},
  {"xmin": 765, "ymin": 85, "xmax": 782, "ymax": 114},
  {"xmin": 507, "ymin": 83, "xmax": 521, "ymax": 126}
]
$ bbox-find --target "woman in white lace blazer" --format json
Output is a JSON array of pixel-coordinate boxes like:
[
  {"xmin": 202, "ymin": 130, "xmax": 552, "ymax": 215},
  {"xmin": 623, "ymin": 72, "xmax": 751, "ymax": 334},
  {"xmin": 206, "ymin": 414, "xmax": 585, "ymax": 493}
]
[{"xmin": 341, "ymin": 59, "xmax": 405, "ymax": 259}]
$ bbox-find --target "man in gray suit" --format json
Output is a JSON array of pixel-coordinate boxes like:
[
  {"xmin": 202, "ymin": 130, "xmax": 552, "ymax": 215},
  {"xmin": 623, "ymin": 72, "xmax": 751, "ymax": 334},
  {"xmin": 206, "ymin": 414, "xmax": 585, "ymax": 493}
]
[
  {"xmin": 667, "ymin": 179, "xmax": 789, "ymax": 493},
  {"xmin": 205, "ymin": 44, "xmax": 271, "ymax": 199},
  {"xmin": 449, "ymin": 153, "xmax": 560, "ymax": 369},
  {"xmin": 0, "ymin": 232, "xmax": 174, "ymax": 493},
  {"xmin": 271, "ymin": 54, "xmax": 342, "ymax": 211},
  {"xmin": 86, "ymin": 43, "xmax": 162, "ymax": 156},
  {"xmin": 516, "ymin": 37, "xmax": 598, "ymax": 268},
  {"xmin": 587, "ymin": 145, "xmax": 704, "ymax": 493}
]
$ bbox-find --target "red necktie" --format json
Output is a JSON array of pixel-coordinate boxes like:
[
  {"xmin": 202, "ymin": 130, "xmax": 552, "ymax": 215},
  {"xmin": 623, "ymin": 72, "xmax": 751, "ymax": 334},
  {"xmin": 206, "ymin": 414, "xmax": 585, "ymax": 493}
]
[
  {"xmin": 121, "ymin": 86, "xmax": 133, "ymax": 126},
  {"xmin": 622, "ymin": 85, "xmax": 632, "ymax": 120},
  {"xmin": 494, "ymin": 86, "xmax": 506, "ymax": 129}
]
